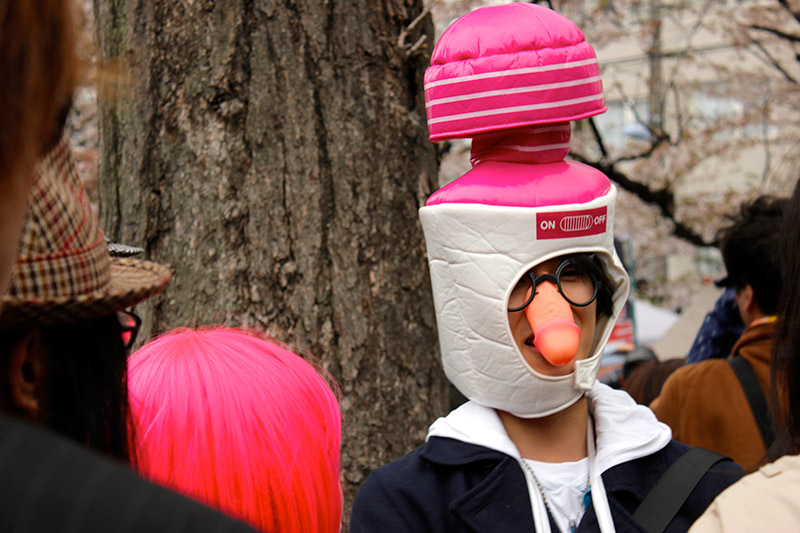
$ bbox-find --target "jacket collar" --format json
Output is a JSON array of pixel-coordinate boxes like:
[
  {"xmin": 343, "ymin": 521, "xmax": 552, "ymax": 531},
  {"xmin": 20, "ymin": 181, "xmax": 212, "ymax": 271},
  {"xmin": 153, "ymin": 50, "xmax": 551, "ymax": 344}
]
[
  {"xmin": 729, "ymin": 320, "xmax": 777, "ymax": 361},
  {"xmin": 419, "ymin": 436, "xmax": 671, "ymax": 531},
  {"xmin": 420, "ymin": 435, "xmax": 668, "ymax": 497},
  {"xmin": 426, "ymin": 385, "xmax": 671, "ymax": 475},
  {"xmin": 421, "ymin": 438, "xmax": 555, "ymax": 531},
  {"xmin": 420, "ymin": 434, "xmax": 508, "ymax": 465}
]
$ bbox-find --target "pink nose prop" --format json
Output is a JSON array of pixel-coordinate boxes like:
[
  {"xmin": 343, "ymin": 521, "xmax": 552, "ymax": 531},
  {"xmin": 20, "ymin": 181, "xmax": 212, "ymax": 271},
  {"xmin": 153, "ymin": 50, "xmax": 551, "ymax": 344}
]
[{"xmin": 524, "ymin": 281, "xmax": 581, "ymax": 366}]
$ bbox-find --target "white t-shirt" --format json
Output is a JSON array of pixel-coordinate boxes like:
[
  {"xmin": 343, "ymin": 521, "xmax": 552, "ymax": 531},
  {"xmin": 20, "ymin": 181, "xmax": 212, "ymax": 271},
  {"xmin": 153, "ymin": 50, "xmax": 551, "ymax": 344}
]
[{"xmin": 523, "ymin": 457, "xmax": 590, "ymax": 533}]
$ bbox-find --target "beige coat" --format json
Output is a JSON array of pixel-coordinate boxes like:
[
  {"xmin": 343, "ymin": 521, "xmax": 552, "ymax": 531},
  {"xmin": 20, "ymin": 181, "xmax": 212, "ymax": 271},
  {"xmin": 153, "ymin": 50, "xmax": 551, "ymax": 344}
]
[{"xmin": 690, "ymin": 454, "xmax": 800, "ymax": 532}]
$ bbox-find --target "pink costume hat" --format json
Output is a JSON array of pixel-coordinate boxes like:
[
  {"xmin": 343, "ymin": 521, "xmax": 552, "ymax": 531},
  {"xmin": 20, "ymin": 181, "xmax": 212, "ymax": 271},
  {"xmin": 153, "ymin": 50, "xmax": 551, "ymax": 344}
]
[
  {"xmin": 419, "ymin": 3, "xmax": 630, "ymax": 419},
  {"xmin": 424, "ymin": 1, "xmax": 605, "ymax": 143}
]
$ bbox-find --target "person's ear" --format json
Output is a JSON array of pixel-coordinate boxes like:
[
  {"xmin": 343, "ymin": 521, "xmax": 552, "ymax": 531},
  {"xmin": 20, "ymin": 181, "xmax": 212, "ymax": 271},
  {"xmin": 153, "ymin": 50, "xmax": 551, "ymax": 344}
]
[
  {"xmin": 740, "ymin": 284, "xmax": 756, "ymax": 313},
  {"xmin": 7, "ymin": 330, "xmax": 45, "ymax": 419},
  {"xmin": 734, "ymin": 284, "xmax": 755, "ymax": 319}
]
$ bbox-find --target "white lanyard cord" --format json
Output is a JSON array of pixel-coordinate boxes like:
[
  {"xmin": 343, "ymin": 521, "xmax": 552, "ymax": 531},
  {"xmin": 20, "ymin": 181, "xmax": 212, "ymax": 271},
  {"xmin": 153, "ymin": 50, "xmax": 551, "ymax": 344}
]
[
  {"xmin": 520, "ymin": 417, "xmax": 616, "ymax": 533},
  {"xmin": 588, "ymin": 416, "xmax": 616, "ymax": 533},
  {"xmin": 521, "ymin": 458, "xmax": 553, "ymax": 533}
]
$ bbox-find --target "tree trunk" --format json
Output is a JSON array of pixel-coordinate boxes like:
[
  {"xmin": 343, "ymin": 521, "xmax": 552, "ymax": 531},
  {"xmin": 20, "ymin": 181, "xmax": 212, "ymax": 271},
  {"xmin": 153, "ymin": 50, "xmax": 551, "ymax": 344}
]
[{"xmin": 94, "ymin": 0, "xmax": 446, "ymax": 519}]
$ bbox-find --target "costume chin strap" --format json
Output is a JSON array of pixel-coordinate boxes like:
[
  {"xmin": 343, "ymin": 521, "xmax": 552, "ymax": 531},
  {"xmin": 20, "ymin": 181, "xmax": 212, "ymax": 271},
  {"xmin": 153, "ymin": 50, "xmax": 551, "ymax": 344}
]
[
  {"xmin": 574, "ymin": 351, "xmax": 603, "ymax": 391},
  {"xmin": 588, "ymin": 416, "xmax": 616, "ymax": 533}
]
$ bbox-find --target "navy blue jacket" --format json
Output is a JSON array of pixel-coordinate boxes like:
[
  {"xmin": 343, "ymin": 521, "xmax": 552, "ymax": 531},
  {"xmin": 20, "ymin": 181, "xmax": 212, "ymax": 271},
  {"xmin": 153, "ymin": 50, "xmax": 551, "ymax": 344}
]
[{"xmin": 350, "ymin": 437, "xmax": 741, "ymax": 532}]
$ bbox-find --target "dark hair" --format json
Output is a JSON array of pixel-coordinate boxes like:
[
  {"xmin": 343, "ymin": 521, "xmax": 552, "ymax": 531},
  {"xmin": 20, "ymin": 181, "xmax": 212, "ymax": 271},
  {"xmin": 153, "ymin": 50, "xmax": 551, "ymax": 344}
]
[
  {"xmin": 569, "ymin": 253, "xmax": 615, "ymax": 318},
  {"xmin": 0, "ymin": 314, "xmax": 131, "ymax": 462},
  {"xmin": 769, "ymin": 180, "xmax": 800, "ymax": 460},
  {"xmin": 623, "ymin": 357, "xmax": 684, "ymax": 406},
  {"xmin": 717, "ymin": 196, "xmax": 787, "ymax": 315}
]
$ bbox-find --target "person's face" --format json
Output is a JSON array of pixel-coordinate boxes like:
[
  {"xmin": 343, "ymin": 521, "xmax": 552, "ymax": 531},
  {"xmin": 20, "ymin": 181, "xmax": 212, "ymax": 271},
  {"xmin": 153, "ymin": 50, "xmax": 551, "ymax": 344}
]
[{"xmin": 507, "ymin": 256, "xmax": 597, "ymax": 376}]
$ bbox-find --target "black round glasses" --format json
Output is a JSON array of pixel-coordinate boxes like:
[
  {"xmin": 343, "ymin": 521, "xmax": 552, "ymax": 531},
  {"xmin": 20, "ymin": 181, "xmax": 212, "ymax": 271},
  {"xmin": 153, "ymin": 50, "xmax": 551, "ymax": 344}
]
[{"xmin": 507, "ymin": 256, "xmax": 602, "ymax": 312}]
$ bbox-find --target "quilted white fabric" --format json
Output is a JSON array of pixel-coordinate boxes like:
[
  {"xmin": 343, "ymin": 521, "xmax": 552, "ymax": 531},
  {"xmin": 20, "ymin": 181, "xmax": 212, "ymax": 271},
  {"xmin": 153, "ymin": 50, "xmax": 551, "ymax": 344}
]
[{"xmin": 420, "ymin": 186, "xmax": 630, "ymax": 418}]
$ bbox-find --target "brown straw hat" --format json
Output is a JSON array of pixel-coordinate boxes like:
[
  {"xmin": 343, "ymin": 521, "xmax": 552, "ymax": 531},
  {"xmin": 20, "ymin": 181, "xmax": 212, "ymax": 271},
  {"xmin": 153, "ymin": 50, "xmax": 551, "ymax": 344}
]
[{"xmin": 0, "ymin": 135, "xmax": 171, "ymax": 327}]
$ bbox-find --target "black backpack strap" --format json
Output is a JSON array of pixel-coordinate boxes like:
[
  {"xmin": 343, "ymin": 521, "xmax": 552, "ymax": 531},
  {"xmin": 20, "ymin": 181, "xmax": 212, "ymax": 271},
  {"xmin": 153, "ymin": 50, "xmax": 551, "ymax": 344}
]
[
  {"xmin": 632, "ymin": 447, "xmax": 727, "ymax": 533},
  {"xmin": 728, "ymin": 354, "xmax": 775, "ymax": 449}
]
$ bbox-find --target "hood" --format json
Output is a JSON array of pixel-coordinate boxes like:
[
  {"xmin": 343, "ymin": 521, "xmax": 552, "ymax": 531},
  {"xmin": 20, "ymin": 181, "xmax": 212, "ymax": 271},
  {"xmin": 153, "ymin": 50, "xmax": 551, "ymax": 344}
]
[
  {"xmin": 427, "ymin": 383, "xmax": 672, "ymax": 473},
  {"xmin": 420, "ymin": 160, "xmax": 630, "ymax": 418}
]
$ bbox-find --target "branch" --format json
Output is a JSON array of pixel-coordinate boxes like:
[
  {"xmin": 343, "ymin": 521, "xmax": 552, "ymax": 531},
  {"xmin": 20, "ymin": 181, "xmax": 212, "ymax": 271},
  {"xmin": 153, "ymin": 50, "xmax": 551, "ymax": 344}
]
[
  {"xmin": 587, "ymin": 114, "xmax": 668, "ymax": 163},
  {"xmin": 671, "ymin": 83, "xmax": 684, "ymax": 142},
  {"xmin": 664, "ymin": 3, "xmax": 709, "ymax": 98},
  {"xmin": 578, "ymin": 119, "xmax": 710, "ymax": 246},
  {"xmin": 614, "ymin": 138, "xmax": 663, "ymax": 163},
  {"xmin": 405, "ymin": 35, "xmax": 428, "ymax": 57},
  {"xmin": 749, "ymin": 24, "xmax": 800, "ymax": 43},
  {"xmin": 570, "ymin": 151, "xmax": 712, "ymax": 246},
  {"xmin": 760, "ymin": 98, "xmax": 772, "ymax": 187},
  {"xmin": 588, "ymin": 116, "xmax": 609, "ymax": 159},
  {"xmin": 747, "ymin": 37, "xmax": 799, "ymax": 83},
  {"xmin": 398, "ymin": 0, "xmax": 437, "ymax": 55},
  {"xmin": 778, "ymin": 0, "xmax": 800, "ymax": 27},
  {"xmin": 602, "ymin": 82, "xmax": 675, "ymax": 157}
]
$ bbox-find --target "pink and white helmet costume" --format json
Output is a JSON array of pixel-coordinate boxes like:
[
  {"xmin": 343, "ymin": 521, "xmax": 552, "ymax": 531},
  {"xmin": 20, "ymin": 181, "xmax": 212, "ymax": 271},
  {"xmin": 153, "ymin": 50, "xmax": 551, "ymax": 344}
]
[{"xmin": 420, "ymin": 2, "xmax": 630, "ymax": 419}]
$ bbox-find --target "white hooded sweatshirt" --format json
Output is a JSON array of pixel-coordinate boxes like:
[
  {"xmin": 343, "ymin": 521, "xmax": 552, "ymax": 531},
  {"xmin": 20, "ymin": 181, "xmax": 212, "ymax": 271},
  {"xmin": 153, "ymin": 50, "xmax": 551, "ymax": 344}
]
[{"xmin": 427, "ymin": 383, "xmax": 672, "ymax": 533}]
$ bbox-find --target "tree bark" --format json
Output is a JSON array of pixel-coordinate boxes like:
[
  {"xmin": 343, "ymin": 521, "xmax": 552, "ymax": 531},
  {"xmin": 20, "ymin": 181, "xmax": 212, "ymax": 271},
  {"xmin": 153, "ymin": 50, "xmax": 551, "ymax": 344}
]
[{"xmin": 94, "ymin": 0, "xmax": 446, "ymax": 518}]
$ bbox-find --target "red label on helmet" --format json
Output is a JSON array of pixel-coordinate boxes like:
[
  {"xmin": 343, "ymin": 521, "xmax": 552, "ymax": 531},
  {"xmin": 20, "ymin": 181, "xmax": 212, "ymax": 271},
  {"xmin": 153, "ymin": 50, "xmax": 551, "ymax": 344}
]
[{"xmin": 537, "ymin": 207, "xmax": 607, "ymax": 239}]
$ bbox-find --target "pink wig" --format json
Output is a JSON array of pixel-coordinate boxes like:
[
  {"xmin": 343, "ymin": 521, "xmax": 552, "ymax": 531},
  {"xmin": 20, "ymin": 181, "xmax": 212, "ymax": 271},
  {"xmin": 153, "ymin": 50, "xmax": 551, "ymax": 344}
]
[{"xmin": 128, "ymin": 327, "xmax": 342, "ymax": 532}]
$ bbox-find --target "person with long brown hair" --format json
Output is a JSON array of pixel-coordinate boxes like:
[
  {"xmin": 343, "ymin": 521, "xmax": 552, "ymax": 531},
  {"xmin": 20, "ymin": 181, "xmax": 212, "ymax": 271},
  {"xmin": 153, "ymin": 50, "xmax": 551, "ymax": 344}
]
[
  {"xmin": 0, "ymin": 0, "xmax": 80, "ymax": 297},
  {"xmin": 0, "ymin": 2, "xmax": 256, "ymax": 531}
]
